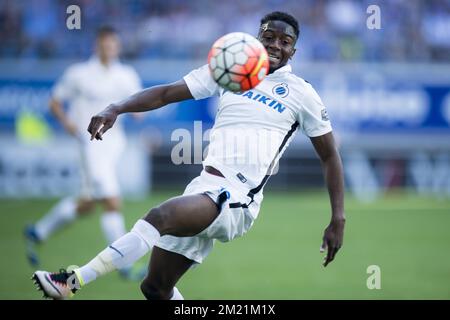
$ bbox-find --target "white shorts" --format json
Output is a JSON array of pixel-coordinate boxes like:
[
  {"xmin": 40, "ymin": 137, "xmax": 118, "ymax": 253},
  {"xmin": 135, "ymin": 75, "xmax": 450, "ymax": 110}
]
[
  {"xmin": 78, "ymin": 134, "xmax": 125, "ymax": 199},
  {"xmin": 156, "ymin": 170, "xmax": 261, "ymax": 264}
]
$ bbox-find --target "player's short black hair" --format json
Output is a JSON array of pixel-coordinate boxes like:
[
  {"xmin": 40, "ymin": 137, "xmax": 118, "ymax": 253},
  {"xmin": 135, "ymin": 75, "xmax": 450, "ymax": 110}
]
[
  {"xmin": 96, "ymin": 25, "xmax": 117, "ymax": 39},
  {"xmin": 260, "ymin": 11, "xmax": 299, "ymax": 39}
]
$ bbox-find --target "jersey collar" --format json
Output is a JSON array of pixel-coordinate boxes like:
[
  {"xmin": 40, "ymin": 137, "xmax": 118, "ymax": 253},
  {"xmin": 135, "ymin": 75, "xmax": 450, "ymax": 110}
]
[
  {"xmin": 89, "ymin": 55, "xmax": 119, "ymax": 70},
  {"xmin": 272, "ymin": 64, "xmax": 292, "ymax": 74}
]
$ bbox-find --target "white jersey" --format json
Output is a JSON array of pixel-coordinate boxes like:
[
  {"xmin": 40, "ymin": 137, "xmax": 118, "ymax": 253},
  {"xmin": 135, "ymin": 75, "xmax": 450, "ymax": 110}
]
[
  {"xmin": 52, "ymin": 56, "xmax": 142, "ymax": 142},
  {"xmin": 183, "ymin": 64, "xmax": 332, "ymax": 197}
]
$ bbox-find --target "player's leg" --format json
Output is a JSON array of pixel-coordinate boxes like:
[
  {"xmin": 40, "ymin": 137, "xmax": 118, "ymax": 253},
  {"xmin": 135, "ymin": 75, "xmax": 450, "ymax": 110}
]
[
  {"xmin": 77, "ymin": 198, "xmax": 97, "ymax": 215},
  {"xmin": 24, "ymin": 197, "xmax": 95, "ymax": 266},
  {"xmin": 33, "ymin": 193, "xmax": 218, "ymax": 299},
  {"xmin": 140, "ymin": 246, "xmax": 194, "ymax": 300},
  {"xmin": 99, "ymin": 196, "xmax": 126, "ymax": 245},
  {"xmin": 25, "ymin": 137, "xmax": 98, "ymax": 251},
  {"xmin": 138, "ymin": 193, "xmax": 223, "ymax": 299},
  {"xmin": 100, "ymin": 196, "xmax": 147, "ymax": 280},
  {"xmin": 26, "ymin": 197, "xmax": 76, "ymax": 244},
  {"xmin": 142, "ymin": 193, "xmax": 220, "ymax": 237},
  {"xmin": 25, "ymin": 197, "xmax": 95, "ymax": 242},
  {"xmin": 77, "ymin": 193, "xmax": 218, "ymax": 282}
]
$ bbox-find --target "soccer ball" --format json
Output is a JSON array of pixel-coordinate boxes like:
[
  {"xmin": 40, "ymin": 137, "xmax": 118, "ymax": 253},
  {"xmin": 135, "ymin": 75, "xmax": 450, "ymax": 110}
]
[{"xmin": 207, "ymin": 32, "xmax": 269, "ymax": 92}]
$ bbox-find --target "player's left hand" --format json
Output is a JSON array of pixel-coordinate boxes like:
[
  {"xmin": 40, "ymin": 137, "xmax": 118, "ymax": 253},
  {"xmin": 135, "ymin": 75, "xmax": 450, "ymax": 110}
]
[
  {"xmin": 320, "ymin": 217, "xmax": 345, "ymax": 267},
  {"xmin": 87, "ymin": 105, "xmax": 118, "ymax": 140}
]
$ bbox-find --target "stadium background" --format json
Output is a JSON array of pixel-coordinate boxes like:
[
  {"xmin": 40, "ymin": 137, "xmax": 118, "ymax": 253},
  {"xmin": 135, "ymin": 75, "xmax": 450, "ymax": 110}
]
[{"xmin": 0, "ymin": 0, "xmax": 449, "ymax": 299}]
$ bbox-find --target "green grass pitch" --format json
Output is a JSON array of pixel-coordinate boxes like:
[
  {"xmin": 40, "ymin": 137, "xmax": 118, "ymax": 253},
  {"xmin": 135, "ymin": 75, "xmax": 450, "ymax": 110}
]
[{"xmin": 0, "ymin": 190, "xmax": 449, "ymax": 299}]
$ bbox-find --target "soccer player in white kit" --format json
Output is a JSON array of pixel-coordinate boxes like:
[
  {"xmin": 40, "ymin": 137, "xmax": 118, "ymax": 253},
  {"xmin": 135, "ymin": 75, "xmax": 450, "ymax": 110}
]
[
  {"xmin": 33, "ymin": 12, "xmax": 346, "ymax": 300},
  {"xmin": 25, "ymin": 27, "xmax": 143, "ymax": 279}
]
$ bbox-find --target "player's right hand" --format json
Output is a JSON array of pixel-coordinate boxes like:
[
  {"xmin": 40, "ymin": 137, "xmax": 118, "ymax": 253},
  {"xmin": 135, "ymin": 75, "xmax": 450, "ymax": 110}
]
[
  {"xmin": 64, "ymin": 122, "xmax": 79, "ymax": 137},
  {"xmin": 87, "ymin": 106, "xmax": 119, "ymax": 140},
  {"xmin": 320, "ymin": 217, "xmax": 345, "ymax": 267}
]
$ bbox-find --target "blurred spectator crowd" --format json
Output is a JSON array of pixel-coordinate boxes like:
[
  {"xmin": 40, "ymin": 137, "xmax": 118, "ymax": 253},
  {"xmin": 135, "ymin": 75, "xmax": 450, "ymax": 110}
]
[{"xmin": 0, "ymin": 0, "xmax": 449, "ymax": 62}]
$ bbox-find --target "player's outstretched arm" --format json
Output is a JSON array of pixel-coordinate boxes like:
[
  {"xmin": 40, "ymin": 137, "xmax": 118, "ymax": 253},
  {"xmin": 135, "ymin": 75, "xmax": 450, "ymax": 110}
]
[
  {"xmin": 310, "ymin": 132, "xmax": 346, "ymax": 267},
  {"xmin": 88, "ymin": 79, "xmax": 193, "ymax": 140}
]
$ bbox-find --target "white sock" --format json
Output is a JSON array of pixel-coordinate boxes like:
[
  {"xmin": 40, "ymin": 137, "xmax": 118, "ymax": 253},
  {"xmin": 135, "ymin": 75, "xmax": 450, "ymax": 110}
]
[
  {"xmin": 100, "ymin": 211, "xmax": 126, "ymax": 244},
  {"xmin": 74, "ymin": 219, "xmax": 160, "ymax": 286},
  {"xmin": 34, "ymin": 197, "xmax": 77, "ymax": 241},
  {"xmin": 170, "ymin": 287, "xmax": 184, "ymax": 300}
]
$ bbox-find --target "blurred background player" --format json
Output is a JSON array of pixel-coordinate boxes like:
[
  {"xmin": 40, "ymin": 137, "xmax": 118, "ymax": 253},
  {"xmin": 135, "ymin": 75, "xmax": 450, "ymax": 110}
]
[{"xmin": 24, "ymin": 26, "xmax": 144, "ymax": 280}]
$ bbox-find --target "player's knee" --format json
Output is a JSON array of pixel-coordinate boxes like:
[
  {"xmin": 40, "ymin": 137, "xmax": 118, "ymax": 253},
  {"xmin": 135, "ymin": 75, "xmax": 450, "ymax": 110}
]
[
  {"xmin": 103, "ymin": 197, "xmax": 121, "ymax": 211},
  {"xmin": 77, "ymin": 200, "xmax": 95, "ymax": 215},
  {"xmin": 143, "ymin": 206, "xmax": 171, "ymax": 235},
  {"xmin": 140, "ymin": 281, "xmax": 172, "ymax": 300}
]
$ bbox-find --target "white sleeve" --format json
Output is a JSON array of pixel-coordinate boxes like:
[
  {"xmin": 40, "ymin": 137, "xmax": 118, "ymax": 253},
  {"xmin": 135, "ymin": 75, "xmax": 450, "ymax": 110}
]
[
  {"xmin": 52, "ymin": 66, "xmax": 77, "ymax": 102},
  {"xmin": 183, "ymin": 64, "xmax": 219, "ymax": 100},
  {"xmin": 299, "ymin": 84, "xmax": 332, "ymax": 137}
]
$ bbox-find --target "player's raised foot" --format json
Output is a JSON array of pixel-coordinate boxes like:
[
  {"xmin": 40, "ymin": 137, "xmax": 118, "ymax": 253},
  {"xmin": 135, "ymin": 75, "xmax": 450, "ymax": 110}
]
[
  {"xmin": 24, "ymin": 224, "xmax": 41, "ymax": 267},
  {"xmin": 32, "ymin": 269, "xmax": 78, "ymax": 300}
]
